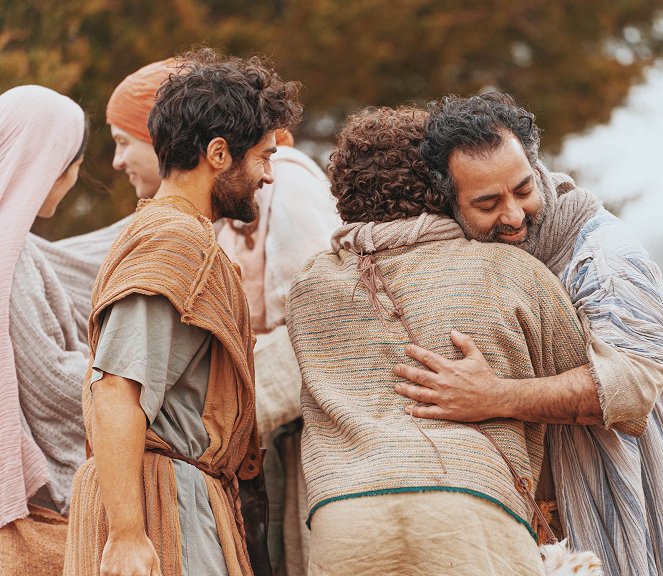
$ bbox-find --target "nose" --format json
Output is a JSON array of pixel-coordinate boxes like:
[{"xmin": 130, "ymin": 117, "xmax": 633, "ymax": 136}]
[
  {"xmin": 499, "ymin": 197, "xmax": 525, "ymax": 228},
  {"xmin": 262, "ymin": 160, "xmax": 274, "ymax": 185},
  {"xmin": 112, "ymin": 146, "xmax": 125, "ymax": 171}
]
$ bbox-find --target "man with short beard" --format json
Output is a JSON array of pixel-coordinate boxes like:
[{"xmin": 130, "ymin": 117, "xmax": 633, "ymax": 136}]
[
  {"xmin": 45, "ymin": 54, "xmax": 334, "ymax": 576},
  {"xmin": 63, "ymin": 48, "xmax": 302, "ymax": 576},
  {"xmin": 395, "ymin": 92, "xmax": 663, "ymax": 576}
]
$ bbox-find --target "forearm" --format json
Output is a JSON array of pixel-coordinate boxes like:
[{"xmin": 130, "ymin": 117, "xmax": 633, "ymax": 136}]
[
  {"xmin": 92, "ymin": 374, "xmax": 147, "ymax": 537},
  {"xmin": 500, "ymin": 364, "xmax": 602, "ymax": 425}
]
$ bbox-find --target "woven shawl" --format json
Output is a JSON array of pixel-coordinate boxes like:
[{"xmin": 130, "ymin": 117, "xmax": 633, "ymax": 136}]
[
  {"xmin": 530, "ymin": 161, "xmax": 600, "ymax": 278},
  {"xmin": 0, "ymin": 86, "xmax": 84, "ymax": 528},
  {"xmin": 287, "ymin": 213, "xmax": 588, "ymax": 535},
  {"xmin": 63, "ymin": 196, "xmax": 259, "ymax": 576}
]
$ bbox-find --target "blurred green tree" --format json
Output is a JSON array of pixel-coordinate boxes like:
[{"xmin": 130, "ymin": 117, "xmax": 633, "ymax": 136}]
[{"xmin": 1, "ymin": 0, "xmax": 661, "ymax": 238}]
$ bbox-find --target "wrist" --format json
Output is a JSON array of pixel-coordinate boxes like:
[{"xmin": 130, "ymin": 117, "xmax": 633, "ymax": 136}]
[
  {"xmin": 493, "ymin": 377, "xmax": 518, "ymax": 419},
  {"xmin": 107, "ymin": 519, "xmax": 146, "ymax": 540}
]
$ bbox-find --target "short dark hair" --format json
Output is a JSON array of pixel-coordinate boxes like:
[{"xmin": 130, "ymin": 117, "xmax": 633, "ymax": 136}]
[
  {"xmin": 329, "ymin": 106, "xmax": 449, "ymax": 224},
  {"xmin": 421, "ymin": 92, "xmax": 540, "ymax": 205},
  {"xmin": 148, "ymin": 48, "xmax": 302, "ymax": 178}
]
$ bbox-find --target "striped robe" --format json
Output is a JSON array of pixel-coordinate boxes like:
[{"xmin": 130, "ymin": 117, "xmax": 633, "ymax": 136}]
[{"xmin": 549, "ymin": 207, "xmax": 663, "ymax": 576}]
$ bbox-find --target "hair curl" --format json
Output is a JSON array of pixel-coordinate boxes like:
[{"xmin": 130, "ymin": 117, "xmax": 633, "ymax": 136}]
[
  {"xmin": 329, "ymin": 106, "xmax": 449, "ymax": 224},
  {"xmin": 148, "ymin": 47, "xmax": 302, "ymax": 178},
  {"xmin": 421, "ymin": 92, "xmax": 540, "ymax": 206}
]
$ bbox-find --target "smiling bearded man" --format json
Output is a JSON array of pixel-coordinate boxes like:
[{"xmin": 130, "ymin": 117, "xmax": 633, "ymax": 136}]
[
  {"xmin": 63, "ymin": 48, "xmax": 302, "ymax": 576},
  {"xmin": 395, "ymin": 92, "xmax": 663, "ymax": 576}
]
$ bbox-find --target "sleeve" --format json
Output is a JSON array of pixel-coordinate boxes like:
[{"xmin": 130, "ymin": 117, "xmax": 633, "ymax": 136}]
[
  {"xmin": 91, "ymin": 293, "xmax": 208, "ymax": 424},
  {"xmin": 565, "ymin": 220, "xmax": 663, "ymax": 429}
]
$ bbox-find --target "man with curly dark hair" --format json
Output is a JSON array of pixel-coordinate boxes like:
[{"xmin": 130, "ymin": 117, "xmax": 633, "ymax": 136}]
[
  {"xmin": 286, "ymin": 106, "xmax": 594, "ymax": 575},
  {"xmin": 394, "ymin": 92, "xmax": 663, "ymax": 576},
  {"xmin": 64, "ymin": 48, "xmax": 301, "ymax": 576}
]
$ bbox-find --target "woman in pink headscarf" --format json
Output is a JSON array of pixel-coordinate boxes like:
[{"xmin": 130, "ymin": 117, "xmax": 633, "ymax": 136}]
[{"xmin": 0, "ymin": 85, "xmax": 88, "ymax": 575}]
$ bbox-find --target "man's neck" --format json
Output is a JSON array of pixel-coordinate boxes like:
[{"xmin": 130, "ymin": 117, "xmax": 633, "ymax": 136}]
[{"xmin": 153, "ymin": 167, "xmax": 213, "ymax": 220}]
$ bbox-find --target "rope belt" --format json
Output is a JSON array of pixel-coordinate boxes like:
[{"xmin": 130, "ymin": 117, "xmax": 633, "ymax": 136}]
[
  {"xmin": 146, "ymin": 447, "xmax": 232, "ymax": 483},
  {"xmin": 146, "ymin": 445, "xmax": 251, "ymax": 558}
]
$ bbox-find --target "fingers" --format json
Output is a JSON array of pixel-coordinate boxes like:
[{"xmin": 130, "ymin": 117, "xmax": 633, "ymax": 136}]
[
  {"xmin": 405, "ymin": 404, "xmax": 447, "ymax": 420},
  {"xmin": 403, "ymin": 344, "xmax": 448, "ymax": 371},
  {"xmin": 394, "ymin": 382, "xmax": 437, "ymax": 404},
  {"xmin": 450, "ymin": 330, "xmax": 480, "ymax": 358},
  {"xmin": 393, "ymin": 363, "xmax": 437, "ymax": 388}
]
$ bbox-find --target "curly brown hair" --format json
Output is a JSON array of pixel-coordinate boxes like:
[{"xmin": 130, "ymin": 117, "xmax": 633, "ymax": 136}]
[
  {"xmin": 329, "ymin": 106, "xmax": 449, "ymax": 224},
  {"xmin": 149, "ymin": 47, "xmax": 302, "ymax": 178}
]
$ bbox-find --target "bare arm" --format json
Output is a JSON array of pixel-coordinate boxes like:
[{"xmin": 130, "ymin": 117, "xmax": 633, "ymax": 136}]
[
  {"xmin": 92, "ymin": 374, "xmax": 160, "ymax": 576},
  {"xmin": 393, "ymin": 331, "xmax": 602, "ymax": 425}
]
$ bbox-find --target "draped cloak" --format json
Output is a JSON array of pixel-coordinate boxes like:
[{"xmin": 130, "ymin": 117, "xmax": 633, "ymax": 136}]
[{"xmin": 63, "ymin": 196, "xmax": 260, "ymax": 576}]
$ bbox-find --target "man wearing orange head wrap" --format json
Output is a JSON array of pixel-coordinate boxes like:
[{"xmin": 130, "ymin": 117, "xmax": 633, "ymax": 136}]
[{"xmin": 106, "ymin": 59, "xmax": 176, "ymax": 199}]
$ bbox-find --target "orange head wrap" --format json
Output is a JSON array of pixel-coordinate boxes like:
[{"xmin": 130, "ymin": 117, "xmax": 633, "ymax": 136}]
[{"xmin": 106, "ymin": 58, "xmax": 177, "ymax": 143}]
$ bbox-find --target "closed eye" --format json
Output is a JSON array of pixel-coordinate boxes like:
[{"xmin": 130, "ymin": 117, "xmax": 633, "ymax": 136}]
[
  {"xmin": 515, "ymin": 186, "xmax": 533, "ymax": 197},
  {"xmin": 476, "ymin": 202, "xmax": 498, "ymax": 212}
]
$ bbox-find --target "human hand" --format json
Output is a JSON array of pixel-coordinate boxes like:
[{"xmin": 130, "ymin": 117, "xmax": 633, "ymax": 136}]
[
  {"xmin": 393, "ymin": 330, "xmax": 508, "ymax": 421},
  {"xmin": 100, "ymin": 531, "xmax": 161, "ymax": 576}
]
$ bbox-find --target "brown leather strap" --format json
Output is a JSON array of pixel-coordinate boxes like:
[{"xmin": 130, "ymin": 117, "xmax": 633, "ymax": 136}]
[
  {"xmin": 226, "ymin": 204, "xmax": 260, "ymax": 250},
  {"xmin": 354, "ymin": 252, "xmax": 558, "ymax": 545},
  {"xmin": 467, "ymin": 423, "xmax": 558, "ymax": 544}
]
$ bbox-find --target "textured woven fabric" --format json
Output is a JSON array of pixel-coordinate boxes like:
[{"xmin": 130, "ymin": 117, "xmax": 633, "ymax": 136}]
[
  {"xmin": 0, "ymin": 86, "xmax": 85, "ymax": 528},
  {"xmin": 548, "ymin": 207, "xmax": 663, "ymax": 576},
  {"xmin": 37, "ymin": 217, "xmax": 131, "ymax": 322},
  {"xmin": 287, "ymin": 213, "xmax": 587, "ymax": 533},
  {"xmin": 0, "ymin": 504, "xmax": 68, "ymax": 575},
  {"xmin": 63, "ymin": 196, "xmax": 259, "ymax": 576},
  {"xmin": 530, "ymin": 162, "xmax": 600, "ymax": 278},
  {"xmin": 9, "ymin": 237, "xmax": 88, "ymax": 515}
]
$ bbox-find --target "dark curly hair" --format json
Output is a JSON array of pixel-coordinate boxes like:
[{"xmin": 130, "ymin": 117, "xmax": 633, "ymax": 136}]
[
  {"xmin": 329, "ymin": 106, "xmax": 449, "ymax": 224},
  {"xmin": 148, "ymin": 47, "xmax": 302, "ymax": 178},
  {"xmin": 421, "ymin": 92, "xmax": 540, "ymax": 207}
]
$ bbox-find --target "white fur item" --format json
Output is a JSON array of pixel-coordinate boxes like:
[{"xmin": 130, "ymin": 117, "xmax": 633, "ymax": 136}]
[{"xmin": 540, "ymin": 539, "xmax": 604, "ymax": 575}]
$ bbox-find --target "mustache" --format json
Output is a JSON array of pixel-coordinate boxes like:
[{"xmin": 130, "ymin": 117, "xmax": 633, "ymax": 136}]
[{"xmin": 492, "ymin": 215, "xmax": 532, "ymax": 236}]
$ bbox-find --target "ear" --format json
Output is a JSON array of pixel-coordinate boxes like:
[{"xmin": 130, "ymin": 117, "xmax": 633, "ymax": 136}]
[{"xmin": 206, "ymin": 137, "xmax": 233, "ymax": 172}]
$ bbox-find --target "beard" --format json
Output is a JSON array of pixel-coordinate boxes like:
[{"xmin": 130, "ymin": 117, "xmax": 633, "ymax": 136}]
[
  {"xmin": 211, "ymin": 160, "xmax": 261, "ymax": 222},
  {"xmin": 453, "ymin": 195, "xmax": 545, "ymax": 254}
]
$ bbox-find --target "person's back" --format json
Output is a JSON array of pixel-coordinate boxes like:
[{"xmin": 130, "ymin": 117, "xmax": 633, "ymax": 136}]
[
  {"xmin": 289, "ymin": 220, "xmax": 586, "ymax": 521},
  {"xmin": 286, "ymin": 107, "xmax": 588, "ymax": 575}
]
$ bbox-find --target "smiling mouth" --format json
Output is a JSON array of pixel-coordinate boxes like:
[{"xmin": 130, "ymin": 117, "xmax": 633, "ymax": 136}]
[{"xmin": 497, "ymin": 225, "xmax": 528, "ymax": 243}]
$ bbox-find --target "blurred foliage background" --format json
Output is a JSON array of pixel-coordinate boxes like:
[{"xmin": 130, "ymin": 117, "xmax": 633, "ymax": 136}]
[{"xmin": 2, "ymin": 0, "xmax": 662, "ymax": 239}]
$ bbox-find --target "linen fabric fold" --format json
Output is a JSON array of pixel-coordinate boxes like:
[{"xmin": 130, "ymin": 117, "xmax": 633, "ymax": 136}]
[{"xmin": 0, "ymin": 86, "xmax": 85, "ymax": 528}]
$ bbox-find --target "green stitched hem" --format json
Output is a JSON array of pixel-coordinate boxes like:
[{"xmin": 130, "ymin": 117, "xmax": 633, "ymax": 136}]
[{"xmin": 306, "ymin": 486, "xmax": 538, "ymax": 541}]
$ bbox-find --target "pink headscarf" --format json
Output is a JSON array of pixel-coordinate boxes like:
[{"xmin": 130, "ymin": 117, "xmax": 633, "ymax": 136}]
[{"xmin": 0, "ymin": 85, "xmax": 85, "ymax": 527}]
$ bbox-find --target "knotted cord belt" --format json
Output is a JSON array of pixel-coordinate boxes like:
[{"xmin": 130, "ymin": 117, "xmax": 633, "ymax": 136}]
[
  {"xmin": 146, "ymin": 446, "xmax": 249, "ymax": 548},
  {"xmin": 353, "ymin": 251, "xmax": 558, "ymax": 545}
]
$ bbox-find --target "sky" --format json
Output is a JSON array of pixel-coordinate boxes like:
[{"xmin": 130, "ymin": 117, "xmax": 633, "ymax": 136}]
[{"xmin": 553, "ymin": 61, "xmax": 663, "ymax": 268}]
